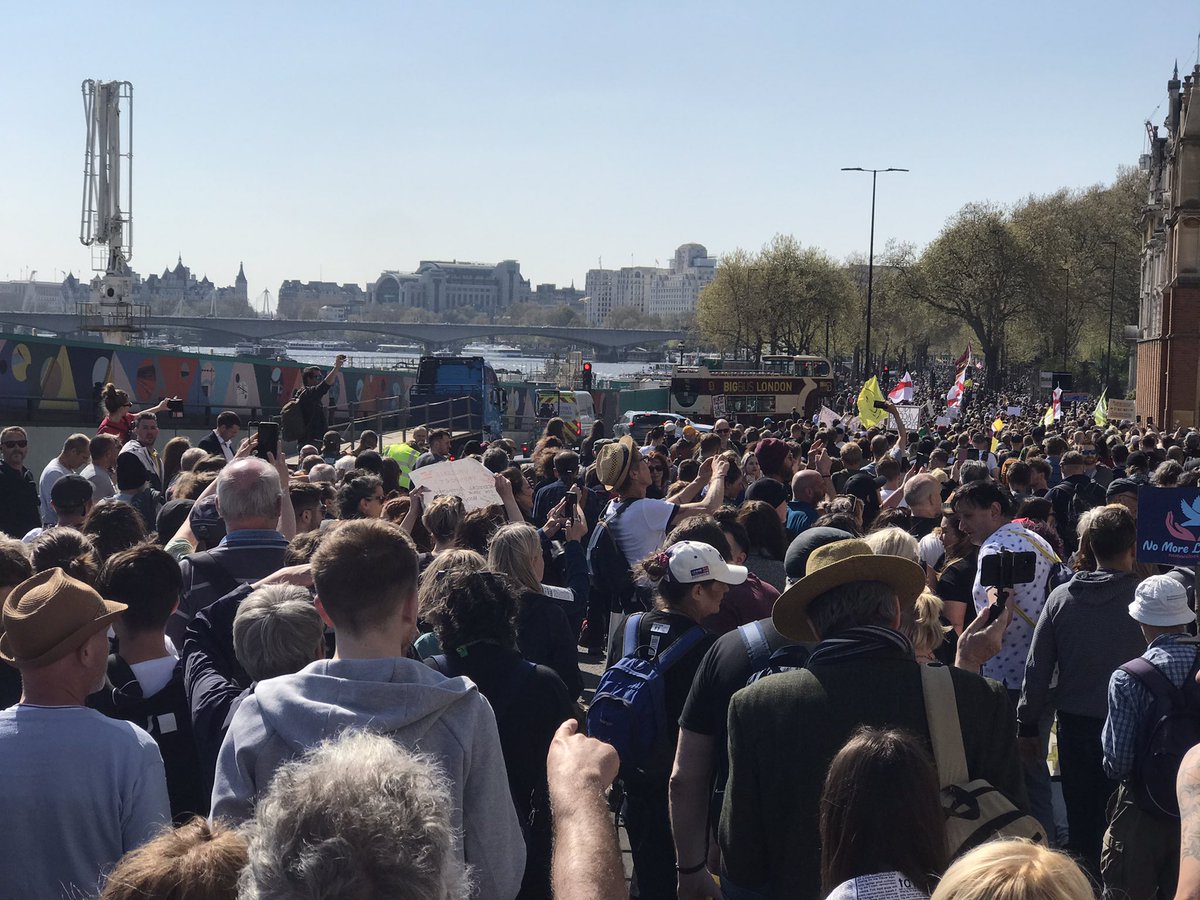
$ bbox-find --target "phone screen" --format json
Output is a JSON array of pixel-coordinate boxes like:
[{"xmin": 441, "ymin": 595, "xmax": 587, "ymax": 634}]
[{"xmin": 253, "ymin": 421, "xmax": 280, "ymax": 460}]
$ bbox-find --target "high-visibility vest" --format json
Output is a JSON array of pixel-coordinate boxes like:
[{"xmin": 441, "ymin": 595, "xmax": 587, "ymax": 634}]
[{"xmin": 385, "ymin": 442, "xmax": 421, "ymax": 489}]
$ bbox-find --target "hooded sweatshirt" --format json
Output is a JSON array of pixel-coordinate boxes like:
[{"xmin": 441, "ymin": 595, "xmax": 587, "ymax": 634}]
[
  {"xmin": 211, "ymin": 656, "xmax": 526, "ymax": 899},
  {"xmin": 1017, "ymin": 570, "xmax": 1147, "ymax": 734}
]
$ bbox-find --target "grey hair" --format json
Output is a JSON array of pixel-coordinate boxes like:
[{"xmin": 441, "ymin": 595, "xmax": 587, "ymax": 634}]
[
  {"xmin": 232, "ymin": 585, "xmax": 324, "ymax": 682},
  {"xmin": 239, "ymin": 729, "xmax": 470, "ymax": 900},
  {"xmin": 958, "ymin": 460, "xmax": 990, "ymax": 484},
  {"xmin": 807, "ymin": 580, "xmax": 900, "ymax": 639},
  {"xmin": 180, "ymin": 447, "xmax": 208, "ymax": 472},
  {"xmin": 307, "ymin": 463, "xmax": 336, "ymax": 484},
  {"xmin": 334, "ymin": 455, "xmax": 357, "ymax": 476},
  {"xmin": 487, "ymin": 522, "xmax": 541, "ymax": 594},
  {"xmin": 216, "ymin": 458, "xmax": 282, "ymax": 524}
]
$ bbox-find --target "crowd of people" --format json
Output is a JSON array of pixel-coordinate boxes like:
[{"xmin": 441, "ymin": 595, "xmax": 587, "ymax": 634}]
[{"xmin": 4, "ymin": 357, "xmax": 1200, "ymax": 899}]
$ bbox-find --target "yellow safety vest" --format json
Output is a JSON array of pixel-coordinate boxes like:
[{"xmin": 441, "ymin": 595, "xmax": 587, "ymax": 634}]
[{"xmin": 386, "ymin": 443, "xmax": 421, "ymax": 489}]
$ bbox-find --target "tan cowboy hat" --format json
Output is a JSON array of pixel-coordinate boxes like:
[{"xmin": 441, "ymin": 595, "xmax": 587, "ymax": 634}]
[
  {"xmin": 595, "ymin": 435, "xmax": 639, "ymax": 491},
  {"xmin": 772, "ymin": 539, "xmax": 926, "ymax": 643},
  {"xmin": 0, "ymin": 568, "xmax": 126, "ymax": 668}
]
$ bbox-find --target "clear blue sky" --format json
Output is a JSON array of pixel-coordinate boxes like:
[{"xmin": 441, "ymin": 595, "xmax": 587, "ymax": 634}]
[{"xmin": 1, "ymin": 1, "xmax": 1195, "ymax": 309}]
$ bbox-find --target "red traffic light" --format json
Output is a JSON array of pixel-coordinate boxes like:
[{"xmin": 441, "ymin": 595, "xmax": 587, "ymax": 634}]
[{"xmin": 583, "ymin": 362, "xmax": 592, "ymax": 372}]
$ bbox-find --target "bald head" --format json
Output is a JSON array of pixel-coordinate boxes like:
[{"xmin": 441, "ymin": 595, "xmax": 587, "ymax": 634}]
[
  {"xmin": 903, "ymin": 473, "xmax": 942, "ymax": 518},
  {"xmin": 791, "ymin": 469, "xmax": 826, "ymax": 506}
]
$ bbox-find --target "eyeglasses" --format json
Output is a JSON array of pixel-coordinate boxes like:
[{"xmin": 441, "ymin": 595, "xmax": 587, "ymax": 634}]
[{"xmin": 1, "ymin": 440, "xmax": 27, "ymax": 449}]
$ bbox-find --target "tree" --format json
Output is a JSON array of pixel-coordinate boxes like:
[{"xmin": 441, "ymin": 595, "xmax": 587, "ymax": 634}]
[{"xmin": 893, "ymin": 203, "xmax": 1038, "ymax": 392}]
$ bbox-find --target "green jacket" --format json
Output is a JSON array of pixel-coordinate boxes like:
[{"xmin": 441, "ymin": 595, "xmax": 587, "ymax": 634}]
[{"xmin": 719, "ymin": 648, "xmax": 1023, "ymax": 900}]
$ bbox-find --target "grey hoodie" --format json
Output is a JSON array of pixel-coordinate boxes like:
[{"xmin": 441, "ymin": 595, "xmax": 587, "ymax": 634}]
[
  {"xmin": 211, "ymin": 656, "xmax": 526, "ymax": 899},
  {"xmin": 1017, "ymin": 570, "xmax": 1147, "ymax": 731}
]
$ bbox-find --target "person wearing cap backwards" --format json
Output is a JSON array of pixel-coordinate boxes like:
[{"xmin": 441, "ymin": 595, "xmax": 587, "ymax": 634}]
[
  {"xmin": 718, "ymin": 539, "xmax": 1022, "ymax": 900},
  {"xmin": 606, "ymin": 540, "xmax": 748, "ymax": 900},
  {"xmin": 0, "ymin": 568, "xmax": 170, "ymax": 897},
  {"xmin": 1101, "ymin": 574, "xmax": 1199, "ymax": 900}
]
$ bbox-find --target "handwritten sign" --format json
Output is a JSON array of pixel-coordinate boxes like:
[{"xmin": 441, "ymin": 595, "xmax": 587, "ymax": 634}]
[
  {"xmin": 1107, "ymin": 399, "xmax": 1136, "ymax": 421},
  {"xmin": 1136, "ymin": 486, "xmax": 1200, "ymax": 565},
  {"xmin": 409, "ymin": 458, "xmax": 502, "ymax": 512}
]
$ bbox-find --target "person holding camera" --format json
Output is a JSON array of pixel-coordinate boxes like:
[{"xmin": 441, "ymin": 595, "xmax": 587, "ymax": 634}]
[
  {"xmin": 294, "ymin": 355, "xmax": 347, "ymax": 445},
  {"xmin": 951, "ymin": 480, "xmax": 1060, "ymax": 840}
]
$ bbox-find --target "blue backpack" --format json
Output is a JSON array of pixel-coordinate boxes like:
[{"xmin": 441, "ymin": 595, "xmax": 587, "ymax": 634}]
[
  {"xmin": 587, "ymin": 613, "xmax": 706, "ymax": 776},
  {"xmin": 737, "ymin": 620, "xmax": 810, "ymax": 685}
]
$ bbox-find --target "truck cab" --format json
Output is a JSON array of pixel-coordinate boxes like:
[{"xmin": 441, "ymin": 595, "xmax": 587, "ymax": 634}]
[{"xmin": 408, "ymin": 356, "xmax": 505, "ymax": 444}]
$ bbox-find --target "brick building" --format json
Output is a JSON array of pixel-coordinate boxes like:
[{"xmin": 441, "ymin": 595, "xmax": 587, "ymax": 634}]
[{"xmin": 1137, "ymin": 64, "xmax": 1200, "ymax": 426}]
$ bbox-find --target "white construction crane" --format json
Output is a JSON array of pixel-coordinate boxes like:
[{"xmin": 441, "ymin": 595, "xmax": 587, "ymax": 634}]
[{"xmin": 79, "ymin": 79, "xmax": 145, "ymax": 337}]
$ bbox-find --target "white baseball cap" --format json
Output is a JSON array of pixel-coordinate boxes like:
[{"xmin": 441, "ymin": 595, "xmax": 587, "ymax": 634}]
[
  {"xmin": 666, "ymin": 541, "xmax": 748, "ymax": 585},
  {"xmin": 1128, "ymin": 575, "xmax": 1194, "ymax": 627}
]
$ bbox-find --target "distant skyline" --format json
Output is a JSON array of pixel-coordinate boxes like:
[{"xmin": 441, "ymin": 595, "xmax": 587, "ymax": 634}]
[{"xmin": 1, "ymin": 2, "xmax": 1196, "ymax": 310}]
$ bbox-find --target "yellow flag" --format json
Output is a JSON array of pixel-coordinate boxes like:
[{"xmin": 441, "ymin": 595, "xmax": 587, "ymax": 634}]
[
  {"xmin": 1042, "ymin": 406, "xmax": 1055, "ymax": 427},
  {"xmin": 857, "ymin": 377, "xmax": 888, "ymax": 428},
  {"xmin": 991, "ymin": 417, "xmax": 1004, "ymax": 454}
]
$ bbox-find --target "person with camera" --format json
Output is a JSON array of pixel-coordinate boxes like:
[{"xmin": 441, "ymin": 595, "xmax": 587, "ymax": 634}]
[
  {"xmin": 951, "ymin": 480, "xmax": 1060, "ymax": 840},
  {"xmin": 294, "ymin": 355, "xmax": 347, "ymax": 445},
  {"xmin": 1017, "ymin": 504, "xmax": 1146, "ymax": 879}
]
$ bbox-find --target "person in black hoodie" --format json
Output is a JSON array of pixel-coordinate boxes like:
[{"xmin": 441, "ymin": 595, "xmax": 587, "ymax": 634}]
[
  {"xmin": 421, "ymin": 568, "xmax": 575, "ymax": 900},
  {"xmin": 487, "ymin": 521, "xmax": 584, "ymax": 700},
  {"xmin": 88, "ymin": 543, "xmax": 207, "ymax": 821}
]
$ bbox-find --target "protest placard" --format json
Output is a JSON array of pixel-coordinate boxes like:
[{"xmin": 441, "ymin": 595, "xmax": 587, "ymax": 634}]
[
  {"xmin": 1007, "ymin": 406, "xmax": 1023, "ymax": 416},
  {"xmin": 409, "ymin": 458, "xmax": 502, "ymax": 511},
  {"xmin": 1136, "ymin": 486, "xmax": 1200, "ymax": 565},
  {"xmin": 1107, "ymin": 399, "xmax": 1136, "ymax": 421}
]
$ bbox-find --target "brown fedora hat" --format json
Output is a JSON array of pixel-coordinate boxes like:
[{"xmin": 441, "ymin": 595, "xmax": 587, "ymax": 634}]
[
  {"xmin": 0, "ymin": 568, "xmax": 126, "ymax": 668},
  {"xmin": 595, "ymin": 435, "xmax": 638, "ymax": 491},
  {"xmin": 772, "ymin": 539, "xmax": 926, "ymax": 642}
]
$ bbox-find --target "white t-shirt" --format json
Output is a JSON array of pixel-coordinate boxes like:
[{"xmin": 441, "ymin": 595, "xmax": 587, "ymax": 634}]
[
  {"xmin": 971, "ymin": 521, "xmax": 1057, "ymax": 689},
  {"xmin": 38, "ymin": 459, "xmax": 74, "ymax": 525},
  {"xmin": 603, "ymin": 497, "xmax": 678, "ymax": 566}
]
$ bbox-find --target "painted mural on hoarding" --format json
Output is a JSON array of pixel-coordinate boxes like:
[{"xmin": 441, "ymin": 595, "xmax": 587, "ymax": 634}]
[{"xmin": 0, "ymin": 334, "xmax": 412, "ymax": 417}]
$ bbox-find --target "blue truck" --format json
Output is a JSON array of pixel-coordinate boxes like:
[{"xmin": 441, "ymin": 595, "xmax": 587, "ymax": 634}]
[{"xmin": 407, "ymin": 356, "xmax": 505, "ymax": 446}]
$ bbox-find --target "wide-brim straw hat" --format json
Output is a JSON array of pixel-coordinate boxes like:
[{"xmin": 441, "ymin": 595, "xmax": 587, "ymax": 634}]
[{"xmin": 773, "ymin": 539, "xmax": 926, "ymax": 642}]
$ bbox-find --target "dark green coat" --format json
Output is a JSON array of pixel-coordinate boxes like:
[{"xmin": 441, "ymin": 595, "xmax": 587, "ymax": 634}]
[{"xmin": 719, "ymin": 648, "xmax": 1023, "ymax": 900}]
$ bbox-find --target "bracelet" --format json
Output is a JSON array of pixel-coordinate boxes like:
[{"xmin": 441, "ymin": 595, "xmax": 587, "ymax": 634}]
[{"xmin": 676, "ymin": 860, "xmax": 707, "ymax": 874}]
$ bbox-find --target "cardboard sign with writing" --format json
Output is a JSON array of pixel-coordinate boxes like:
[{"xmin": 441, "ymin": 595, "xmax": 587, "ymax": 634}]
[
  {"xmin": 1136, "ymin": 486, "xmax": 1200, "ymax": 565},
  {"xmin": 1107, "ymin": 399, "xmax": 1136, "ymax": 421},
  {"xmin": 409, "ymin": 458, "xmax": 502, "ymax": 511}
]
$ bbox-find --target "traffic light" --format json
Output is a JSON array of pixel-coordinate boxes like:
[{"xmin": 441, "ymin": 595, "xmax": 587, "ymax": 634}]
[
  {"xmin": 581, "ymin": 362, "xmax": 593, "ymax": 391},
  {"xmin": 881, "ymin": 365, "xmax": 890, "ymax": 387}
]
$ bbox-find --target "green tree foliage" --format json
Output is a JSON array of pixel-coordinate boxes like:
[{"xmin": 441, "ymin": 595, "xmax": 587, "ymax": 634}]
[{"xmin": 697, "ymin": 237, "xmax": 858, "ymax": 362}]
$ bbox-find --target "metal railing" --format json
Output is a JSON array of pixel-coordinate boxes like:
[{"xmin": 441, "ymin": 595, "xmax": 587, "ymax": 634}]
[{"xmin": 339, "ymin": 395, "xmax": 480, "ymax": 449}]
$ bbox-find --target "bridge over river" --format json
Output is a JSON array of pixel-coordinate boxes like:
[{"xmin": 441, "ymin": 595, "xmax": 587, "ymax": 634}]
[{"xmin": 0, "ymin": 311, "xmax": 685, "ymax": 354}]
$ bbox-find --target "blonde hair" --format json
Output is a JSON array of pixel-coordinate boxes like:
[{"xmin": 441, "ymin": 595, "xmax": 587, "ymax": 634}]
[
  {"xmin": 417, "ymin": 549, "xmax": 486, "ymax": 616},
  {"xmin": 487, "ymin": 522, "xmax": 542, "ymax": 594},
  {"xmin": 930, "ymin": 839, "xmax": 1092, "ymax": 900},
  {"xmin": 864, "ymin": 526, "xmax": 919, "ymax": 563},
  {"xmin": 903, "ymin": 589, "xmax": 950, "ymax": 660},
  {"xmin": 421, "ymin": 494, "xmax": 464, "ymax": 543}
]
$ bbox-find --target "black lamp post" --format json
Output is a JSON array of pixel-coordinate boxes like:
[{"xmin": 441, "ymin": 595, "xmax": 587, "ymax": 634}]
[
  {"xmin": 1102, "ymin": 240, "xmax": 1118, "ymax": 392},
  {"xmin": 841, "ymin": 166, "xmax": 908, "ymax": 378}
]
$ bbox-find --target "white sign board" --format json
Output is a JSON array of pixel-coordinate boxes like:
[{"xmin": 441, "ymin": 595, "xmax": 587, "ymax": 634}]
[
  {"xmin": 409, "ymin": 459, "xmax": 502, "ymax": 511},
  {"xmin": 895, "ymin": 404, "xmax": 921, "ymax": 431},
  {"xmin": 1107, "ymin": 399, "xmax": 1136, "ymax": 421},
  {"xmin": 1007, "ymin": 406, "xmax": 1023, "ymax": 417},
  {"xmin": 935, "ymin": 416, "xmax": 952, "ymax": 428},
  {"xmin": 1039, "ymin": 371, "xmax": 1055, "ymax": 389},
  {"xmin": 712, "ymin": 394, "xmax": 727, "ymax": 418}
]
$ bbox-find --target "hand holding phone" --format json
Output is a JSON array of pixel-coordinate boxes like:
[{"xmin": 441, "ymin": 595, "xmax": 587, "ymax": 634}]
[{"xmin": 253, "ymin": 421, "xmax": 280, "ymax": 460}]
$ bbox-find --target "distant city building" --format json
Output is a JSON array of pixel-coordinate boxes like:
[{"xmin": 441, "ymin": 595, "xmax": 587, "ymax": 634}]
[
  {"xmin": 277, "ymin": 280, "xmax": 367, "ymax": 319},
  {"xmin": 1137, "ymin": 63, "xmax": 1200, "ymax": 425},
  {"xmin": 585, "ymin": 243, "xmax": 716, "ymax": 324},
  {"xmin": 531, "ymin": 282, "xmax": 585, "ymax": 307},
  {"xmin": 0, "ymin": 259, "xmax": 250, "ymax": 317},
  {"xmin": 371, "ymin": 260, "xmax": 531, "ymax": 315}
]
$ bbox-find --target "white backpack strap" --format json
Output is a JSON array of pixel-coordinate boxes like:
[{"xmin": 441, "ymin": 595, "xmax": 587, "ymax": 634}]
[{"xmin": 920, "ymin": 665, "xmax": 970, "ymax": 787}]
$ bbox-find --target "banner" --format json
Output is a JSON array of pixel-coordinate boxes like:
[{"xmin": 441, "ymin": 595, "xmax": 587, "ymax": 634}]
[
  {"xmin": 1136, "ymin": 486, "xmax": 1200, "ymax": 565},
  {"xmin": 1107, "ymin": 398, "xmax": 1136, "ymax": 421},
  {"xmin": 409, "ymin": 458, "xmax": 502, "ymax": 511},
  {"xmin": 817, "ymin": 405, "xmax": 840, "ymax": 428}
]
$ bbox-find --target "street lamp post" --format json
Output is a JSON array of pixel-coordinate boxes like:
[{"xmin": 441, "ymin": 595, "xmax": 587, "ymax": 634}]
[
  {"xmin": 842, "ymin": 166, "xmax": 908, "ymax": 378},
  {"xmin": 1061, "ymin": 266, "xmax": 1071, "ymax": 373},
  {"xmin": 1102, "ymin": 241, "xmax": 1118, "ymax": 392}
]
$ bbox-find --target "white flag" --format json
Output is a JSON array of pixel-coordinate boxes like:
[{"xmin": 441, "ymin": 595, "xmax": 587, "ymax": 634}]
[{"xmin": 818, "ymin": 405, "xmax": 839, "ymax": 428}]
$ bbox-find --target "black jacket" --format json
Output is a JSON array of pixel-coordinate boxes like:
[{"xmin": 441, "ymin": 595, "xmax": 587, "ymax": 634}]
[
  {"xmin": 0, "ymin": 462, "xmax": 39, "ymax": 538},
  {"xmin": 89, "ymin": 654, "xmax": 209, "ymax": 821},
  {"xmin": 197, "ymin": 431, "xmax": 226, "ymax": 458},
  {"xmin": 517, "ymin": 590, "xmax": 583, "ymax": 700}
]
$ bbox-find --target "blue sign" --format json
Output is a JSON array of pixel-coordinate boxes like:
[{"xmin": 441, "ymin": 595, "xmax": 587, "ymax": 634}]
[{"xmin": 1137, "ymin": 486, "xmax": 1200, "ymax": 565}]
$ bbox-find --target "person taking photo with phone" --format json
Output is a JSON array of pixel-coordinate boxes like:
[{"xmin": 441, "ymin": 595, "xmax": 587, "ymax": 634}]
[{"xmin": 295, "ymin": 355, "xmax": 347, "ymax": 445}]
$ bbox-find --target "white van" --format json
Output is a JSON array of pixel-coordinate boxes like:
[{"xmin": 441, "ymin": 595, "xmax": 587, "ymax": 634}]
[{"xmin": 535, "ymin": 389, "xmax": 595, "ymax": 440}]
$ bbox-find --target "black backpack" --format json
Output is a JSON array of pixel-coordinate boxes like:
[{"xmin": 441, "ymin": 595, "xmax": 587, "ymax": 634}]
[
  {"xmin": 1065, "ymin": 479, "xmax": 1105, "ymax": 544},
  {"xmin": 1120, "ymin": 650, "xmax": 1200, "ymax": 818},
  {"xmin": 585, "ymin": 500, "xmax": 649, "ymax": 615},
  {"xmin": 736, "ymin": 619, "xmax": 810, "ymax": 685}
]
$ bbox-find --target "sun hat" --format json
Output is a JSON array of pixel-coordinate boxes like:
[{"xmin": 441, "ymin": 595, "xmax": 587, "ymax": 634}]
[
  {"xmin": 595, "ymin": 435, "xmax": 638, "ymax": 492},
  {"xmin": 663, "ymin": 541, "xmax": 747, "ymax": 586},
  {"xmin": 664, "ymin": 421, "xmax": 678, "ymax": 434},
  {"xmin": 0, "ymin": 568, "xmax": 126, "ymax": 668},
  {"xmin": 772, "ymin": 538, "xmax": 926, "ymax": 642},
  {"xmin": 784, "ymin": 527, "xmax": 855, "ymax": 583},
  {"xmin": 1128, "ymin": 574, "xmax": 1194, "ymax": 627}
]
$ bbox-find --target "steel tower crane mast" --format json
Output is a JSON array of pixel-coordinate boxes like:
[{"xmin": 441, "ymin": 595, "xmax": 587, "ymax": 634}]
[{"xmin": 79, "ymin": 79, "xmax": 146, "ymax": 338}]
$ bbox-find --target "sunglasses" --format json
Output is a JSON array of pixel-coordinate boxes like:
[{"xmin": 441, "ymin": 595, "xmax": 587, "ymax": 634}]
[
  {"xmin": 716, "ymin": 428, "xmax": 731, "ymax": 434},
  {"xmin": 2, "ymin": 440, "xmax": 27, "ymax": 449}
]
